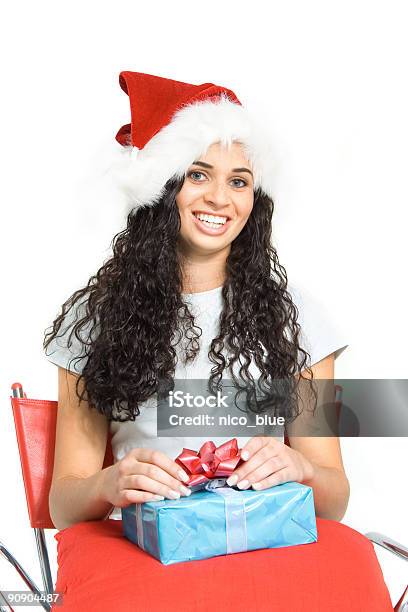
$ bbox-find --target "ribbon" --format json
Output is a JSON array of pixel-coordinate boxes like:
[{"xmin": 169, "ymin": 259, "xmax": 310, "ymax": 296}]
[
  {"xmin": 135, "ymin": 439, "xmax": 248, "ymax": 555},
  {"xmin": 175, "ymin": 438, "xmax": 243, "ymax": 492},
  {"xmin": 211, "ymin": 487, "xmax": 248, "ymax": 554},
  {"xmin": 135, "ymin": 486, "xmax": 248, "ymax": 555},
  {"xmin": 135, "ymin": 503, "xmax": 145, "ymax": 551}
]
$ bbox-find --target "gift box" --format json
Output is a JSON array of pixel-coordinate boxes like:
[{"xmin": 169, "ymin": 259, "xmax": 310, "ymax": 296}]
[
  {"xmin": 122, "ymin": 480, "xmax": 317, "ymax": 565},
  {"xmin": 121, "ymin": 439, "xmax": 317, "ymax": 565}
]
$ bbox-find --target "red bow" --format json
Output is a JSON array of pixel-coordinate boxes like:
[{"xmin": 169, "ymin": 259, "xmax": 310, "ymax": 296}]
[{"xmin": 175, "ymin": 438, "xmax": 243, "ymax": 488}]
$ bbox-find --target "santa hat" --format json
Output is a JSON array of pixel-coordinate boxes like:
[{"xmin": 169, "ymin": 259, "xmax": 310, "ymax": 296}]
[{"xmin": 112, "ymin": 71, "xmax": 276, "ymax": 212}]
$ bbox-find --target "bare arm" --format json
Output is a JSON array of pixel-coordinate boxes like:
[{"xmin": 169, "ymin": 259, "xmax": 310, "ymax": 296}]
[
  {"xmin": 289, "ymin": 353, "xmax": 350, "ymax": 521},
  {"xmin": 50, "ymin": 472, "xmax": 115, "ymax": 531},
  {"xmin": 49, "ymin": 367, "xmax": 192, "ymax": 530},
  {"xmin": 299, "ymin": 460, "xmax": 350, "ymax": 521},
  {"xmin": 224, "ymin": 351, "xmax": 350, "ymax": 522},
  {"xmin": 49, "ymin": 367, "xmax": 115, "ymax": 530}
]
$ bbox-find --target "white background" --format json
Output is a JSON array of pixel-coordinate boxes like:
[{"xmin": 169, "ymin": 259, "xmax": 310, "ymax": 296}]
[{"xmin": 1, "ymin": 0, "xmax": 407, "ymax": 608}]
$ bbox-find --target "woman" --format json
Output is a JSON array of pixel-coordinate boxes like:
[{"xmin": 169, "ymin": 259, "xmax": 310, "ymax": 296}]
[{"xmin": 43, "ymin": 72, "xmax": 393, "ymax": 611}]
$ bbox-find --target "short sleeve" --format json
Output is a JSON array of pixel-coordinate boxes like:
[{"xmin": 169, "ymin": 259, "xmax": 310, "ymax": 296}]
[
  {"xmin": 288, "ymin": 282, "xmax": 349, "ymax": 367},
  {"xmin": 43, "ymin": 296, "xmax": 93, "ymax": 375}
]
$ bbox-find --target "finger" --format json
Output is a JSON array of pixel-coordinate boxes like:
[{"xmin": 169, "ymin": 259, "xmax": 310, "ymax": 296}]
[
  {"xmin": 122, "ymin": 489, "xmax": 166, "ymax": 505},
  {"xmin": 129, "ymin": 448, "xmax": 190, "ymax": 483},
  {"xmin": 235, "ymin": 455, "xmax": 287, "ymax": 490},
  {"xmin": 135, "ymin": 461, "xmax": 191, "ymax": 494},
  {"xmin": 251, "ymin": 467, "xmax": 293, "ymax": 490},
  {"xmin": 240, "ymin": 436, "xmax": 283, "ymax": 462},
  {"xmin": 122, "ymin": 465, "xmax": 191, "ymax": 499},
  {"xmin": 227, "ymin": 442, "xmax": 281, "ymax": 486},
  {"xmin": 124, "ymin": 474, "xmax": 191, "ymax": 500}
]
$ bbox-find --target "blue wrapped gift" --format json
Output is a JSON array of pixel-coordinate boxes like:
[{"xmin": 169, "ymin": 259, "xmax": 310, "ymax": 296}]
[{"xmin": 121, "ymin": 480, "xmax": 317, "ymax": 565}]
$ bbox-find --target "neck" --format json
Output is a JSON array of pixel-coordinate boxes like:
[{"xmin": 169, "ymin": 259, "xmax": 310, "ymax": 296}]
[{"xmin": 179, "ymin": 247, "xmax": 228, "ymax": 294}]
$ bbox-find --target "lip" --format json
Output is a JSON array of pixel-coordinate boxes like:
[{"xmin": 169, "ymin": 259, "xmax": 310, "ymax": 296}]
[
  {"xmin": 192, "ymin": 210, "xmax": 231, "ymax": 221},
  {"xmin": 191, "ymin": 211, "xmax": 232, "ymax": 236}
]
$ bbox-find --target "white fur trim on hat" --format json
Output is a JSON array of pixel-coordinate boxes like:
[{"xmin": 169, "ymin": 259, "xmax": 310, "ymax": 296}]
[{"xmin": 110, "ymin": 93, "xmax": 277, "ymax": 214}]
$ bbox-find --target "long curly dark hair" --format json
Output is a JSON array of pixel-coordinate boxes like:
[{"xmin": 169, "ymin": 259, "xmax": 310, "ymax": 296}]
[{"xmin": 44, "ymin": 175, "xmax": 317, "ymax": 423}]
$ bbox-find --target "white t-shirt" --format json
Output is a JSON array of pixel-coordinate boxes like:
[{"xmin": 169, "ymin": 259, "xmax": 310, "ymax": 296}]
[{"xmin": 44, "ymin": 282, "xmax": 348, "ymax": 463}]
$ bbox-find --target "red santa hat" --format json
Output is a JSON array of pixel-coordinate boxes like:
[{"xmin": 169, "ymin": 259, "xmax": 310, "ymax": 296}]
[{"xmin": 112, "ymin": 71, "xmax": 276, "ymax": 212}]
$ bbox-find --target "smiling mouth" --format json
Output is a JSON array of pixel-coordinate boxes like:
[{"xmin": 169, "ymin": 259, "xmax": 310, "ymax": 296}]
[
  {"xmin": 190, "ymin": 210, "xmax": 233, "ymax": 235},
  {"xmin": 191, "ymin": 211, "xmax": 231, "ymax": 225}
]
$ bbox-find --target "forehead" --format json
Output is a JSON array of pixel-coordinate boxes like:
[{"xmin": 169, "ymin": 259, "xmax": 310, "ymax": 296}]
[{"xmin": 198, "ymin": 140, "xmax": 252, "ymax": 168}]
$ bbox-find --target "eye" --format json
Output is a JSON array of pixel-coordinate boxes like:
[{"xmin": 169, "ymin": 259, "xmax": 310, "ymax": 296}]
[
  {"xmin": 231, "ymin": 178, "xmax": 247, "ymax": 188},
  {"xmin": 187, "ymin": 170, "xmax": 206, "ymax": 181},
  {"xmin": 187, "ymin": 170, "xmax": 248, "ymax": 188}
]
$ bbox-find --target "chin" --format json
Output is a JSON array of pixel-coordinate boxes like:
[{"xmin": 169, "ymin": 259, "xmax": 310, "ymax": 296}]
[{"xmin": 188, "ymin": 236, "xmax": 230, "ymax": 253}]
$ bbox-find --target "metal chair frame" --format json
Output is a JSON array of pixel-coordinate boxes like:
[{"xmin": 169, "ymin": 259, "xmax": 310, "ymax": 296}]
[{"xmin": 1, "ymin": 384, "xmax": 407, "ymax": 611}]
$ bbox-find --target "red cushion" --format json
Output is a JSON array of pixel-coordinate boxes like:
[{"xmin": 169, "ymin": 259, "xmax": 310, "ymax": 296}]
[{"xmin": 52, "ymin": 517, "xmax": 393, "ymax": 611}]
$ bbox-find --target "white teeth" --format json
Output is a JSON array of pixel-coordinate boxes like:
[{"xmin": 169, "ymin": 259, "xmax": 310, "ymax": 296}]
[
  {"xmin": 194, "ymin": 212, "xmax": 227, "ymax": 225},
  {"xmin": 202, "ymin": 220, "xmax": 221, "ymax": 228}
]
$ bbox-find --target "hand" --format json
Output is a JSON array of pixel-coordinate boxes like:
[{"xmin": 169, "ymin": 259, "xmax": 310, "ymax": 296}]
[
  {"xmin": 226, "ymin": 437, "xmax": 315, "ymax": 490},
  {"xmin": 101, "ymin": 448, "xmax": 192, "ymax": 507}
]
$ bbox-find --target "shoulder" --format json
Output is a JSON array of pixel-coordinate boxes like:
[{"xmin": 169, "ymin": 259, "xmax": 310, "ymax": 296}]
[
  {"xmin": 44, "ymin": 293, "xmax": 93, "ymax": 375},
  {"xmin": 287, "ymin": 280, "xmax": 349, "ymax": 367}
]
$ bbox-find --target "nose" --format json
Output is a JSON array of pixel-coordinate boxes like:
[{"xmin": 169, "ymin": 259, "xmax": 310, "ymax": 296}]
[{"xmin": 203, "ymin": 180, "xmax": 232, "ymax": 209}]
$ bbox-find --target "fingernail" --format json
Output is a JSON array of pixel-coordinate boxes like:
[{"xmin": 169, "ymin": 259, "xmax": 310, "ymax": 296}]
[
  {"xmin": 168, "ymin": 490, "xmax": 181, "ymax": 499},
  {"xmin": 226, "ymin": 475, "xmax": 239, "ymax": 486},
  {"xmin": 237, "ymin": 479, "xmax": 250, "ymax": 489},
  {"xmin": 241, "ymin": 451, "xmax": 250, "ymax": 460},
  {"xmin": 178, "ymin": 470, "xmax": 190, "ymax": 483},
  {"xmin": 152, "ymin": 495, "xmax": 165, "ymax": 501},
  {"xmin": 252, "ymin": 483, "xmax": 262, "ymax": 490},
  {"xmin": 179, "ymin": 485, "xmax": 191, "ymax": 496}
]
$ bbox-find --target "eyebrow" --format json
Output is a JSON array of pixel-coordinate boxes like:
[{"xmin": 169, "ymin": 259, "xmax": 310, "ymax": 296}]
[{"xmin": 191, "ymin": 160, "xmax": 254, "ymax": 178}]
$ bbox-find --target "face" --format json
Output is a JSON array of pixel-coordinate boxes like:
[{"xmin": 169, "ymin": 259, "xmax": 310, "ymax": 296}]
[{"xmin": 176, "ymin": 141, "xmax": 255, "ymax": 258}]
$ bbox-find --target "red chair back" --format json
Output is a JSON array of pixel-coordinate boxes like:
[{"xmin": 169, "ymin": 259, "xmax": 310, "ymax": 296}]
[{"xmin": 10, "ymin": 394, "xmax": 114, "ymax": 529}]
